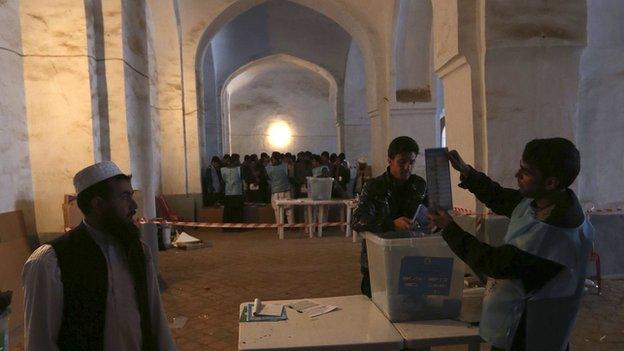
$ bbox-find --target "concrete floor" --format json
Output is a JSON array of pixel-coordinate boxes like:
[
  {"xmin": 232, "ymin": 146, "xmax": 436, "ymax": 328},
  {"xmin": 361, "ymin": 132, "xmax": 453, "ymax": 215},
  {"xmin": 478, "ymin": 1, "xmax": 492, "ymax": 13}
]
[{"xmin": 158, "ymin": 228, "xmax": 624, "ymax": 351}]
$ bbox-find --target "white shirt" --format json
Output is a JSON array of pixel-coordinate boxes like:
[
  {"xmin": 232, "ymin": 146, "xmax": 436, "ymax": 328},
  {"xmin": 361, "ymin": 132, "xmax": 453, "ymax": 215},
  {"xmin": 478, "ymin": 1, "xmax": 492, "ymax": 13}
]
[{"xmin": 22, "ymin": 222, "xmax": 176, "ymax": 351}]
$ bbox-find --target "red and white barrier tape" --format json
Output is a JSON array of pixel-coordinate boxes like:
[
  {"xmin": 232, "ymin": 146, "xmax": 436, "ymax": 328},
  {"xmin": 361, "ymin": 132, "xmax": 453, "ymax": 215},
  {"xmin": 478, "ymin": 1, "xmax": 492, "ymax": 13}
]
[
  {"xmin": 138, "ymin": 218, "xmax": 347, "ymax": 229},
  {"xmin": 587, "ymin": 207, "xmax": 624, "ymax": 213}
]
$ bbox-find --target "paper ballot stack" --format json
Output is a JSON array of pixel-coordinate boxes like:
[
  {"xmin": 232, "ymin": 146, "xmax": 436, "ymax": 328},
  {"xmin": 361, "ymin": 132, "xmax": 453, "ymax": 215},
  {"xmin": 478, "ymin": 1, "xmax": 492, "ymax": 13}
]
[{"xmin": 425, "ymin": 147, "xmax": 453, "ymax": 210}]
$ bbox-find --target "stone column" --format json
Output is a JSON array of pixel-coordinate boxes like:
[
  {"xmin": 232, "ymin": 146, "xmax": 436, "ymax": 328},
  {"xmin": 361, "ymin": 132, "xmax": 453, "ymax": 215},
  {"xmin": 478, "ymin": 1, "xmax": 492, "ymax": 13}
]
[
  {"xmin": 432, "ymin": 0, "xmax": 484, "ymax": 211},
  {"xmin": 0, "ymin": 0, "xmax": 36, "ymax": 237},
  {"xmin": 21, "ymin": 0, "xmax": 96, "ymax": 234},
  {"xmin": 432, "ymin": 0, "xmax": 587, "ymax": 211},
  {"xmin": 482, "ymin": 1, "xmax": 587, "ymax": 188},
  {"xmin": 576, "ymin": 0, "xmax": 624, "ymax": 206}
]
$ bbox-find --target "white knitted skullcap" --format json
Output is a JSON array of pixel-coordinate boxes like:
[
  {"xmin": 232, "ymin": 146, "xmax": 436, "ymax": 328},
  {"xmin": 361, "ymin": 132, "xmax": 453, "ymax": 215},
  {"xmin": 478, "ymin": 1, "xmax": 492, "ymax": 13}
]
[{"xmin": 73, "ymin": 161, "xmax": 126, "ymax": 194}]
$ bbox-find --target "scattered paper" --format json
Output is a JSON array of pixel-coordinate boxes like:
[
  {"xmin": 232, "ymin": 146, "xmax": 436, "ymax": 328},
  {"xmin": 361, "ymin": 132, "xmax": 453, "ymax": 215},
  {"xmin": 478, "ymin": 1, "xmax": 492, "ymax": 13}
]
[
  {"xmin": 288, "ymin": 299, "xmax": 338, "ymax": 318},
  {"xmin": 169, "ymin": 316, "xmax": 188, "ymax": 329},
  {"xmin": 307, "ymin": 304, "xmax": 338, "ymax": 317},
  {"xmin": 174, "ymin": 232, "xmax": 201, "ymax": 244},
  {"xmin": 252, "ymin": 298, "xmax": 284, "ymax": 317}
]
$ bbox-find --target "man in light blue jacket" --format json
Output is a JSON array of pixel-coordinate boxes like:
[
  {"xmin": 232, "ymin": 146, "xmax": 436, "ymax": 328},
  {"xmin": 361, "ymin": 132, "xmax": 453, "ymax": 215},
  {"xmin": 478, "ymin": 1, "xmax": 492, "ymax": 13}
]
[
  {"xmin": 429, "ymin": 138, "xmax": 593, "ymax": 351},
  {"xmin": 266, "ymin": 152, "xmax": 294, "ymax": 224}
]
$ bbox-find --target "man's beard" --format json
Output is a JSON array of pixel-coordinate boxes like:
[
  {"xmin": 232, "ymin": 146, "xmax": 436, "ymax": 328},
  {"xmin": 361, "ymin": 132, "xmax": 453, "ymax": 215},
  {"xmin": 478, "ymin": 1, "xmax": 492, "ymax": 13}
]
[{"xmin": 99, "ymin": 209, "xmax": 142, "ymax": 250}]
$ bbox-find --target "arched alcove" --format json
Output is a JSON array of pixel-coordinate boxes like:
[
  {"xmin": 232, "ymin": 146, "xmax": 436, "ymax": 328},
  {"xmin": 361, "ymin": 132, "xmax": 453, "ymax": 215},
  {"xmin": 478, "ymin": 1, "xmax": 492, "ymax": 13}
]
[
  {"xmin": 192, "ymin": 0, "xmax": 378, "ymax": 176},
  {"xmin": 220, "ymin": 54, "xmax": 338, "ymax": 155}
]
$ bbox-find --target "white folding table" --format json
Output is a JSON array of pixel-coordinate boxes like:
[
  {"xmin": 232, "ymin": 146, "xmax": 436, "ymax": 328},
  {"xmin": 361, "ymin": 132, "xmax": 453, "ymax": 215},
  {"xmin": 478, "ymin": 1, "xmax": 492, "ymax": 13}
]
[
  {"xmin": 238, "ymin": 295, "xmax": 404, "ymax": 350},
  {"xmin": 393, "ymin": 319, "xmax": 483, "ymax": 351},
  {"xmin": 275, "ymin": 198, "xmax": 356, "ymax": 239}
]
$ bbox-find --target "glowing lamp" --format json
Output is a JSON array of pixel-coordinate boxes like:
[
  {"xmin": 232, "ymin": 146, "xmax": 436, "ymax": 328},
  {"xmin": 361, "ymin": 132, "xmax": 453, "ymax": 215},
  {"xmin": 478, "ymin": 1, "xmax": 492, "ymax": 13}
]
[{"xmin": 267, "ymin": 121, "xmax": 292, "ymax": 148}]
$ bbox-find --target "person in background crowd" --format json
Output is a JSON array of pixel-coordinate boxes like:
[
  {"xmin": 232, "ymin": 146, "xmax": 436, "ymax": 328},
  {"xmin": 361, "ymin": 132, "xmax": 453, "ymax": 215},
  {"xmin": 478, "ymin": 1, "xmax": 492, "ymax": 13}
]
[
  {"xmin": 338, "ymin": 152, "xmax": 349, "ymax": 169},
  {"xmin": 202, "ymin": 156, "xmax": 224, "ymax": 206},
  {"xmin": 330, "ymin": 154, "xmax": 350, "ymax": 194},
  {"xmin": 283, "ymin": 153, "xmax": 297, "ymax": 198},
  {"xmin": 294, "ymin": 152, "xmax": 312, "ymax": 198},
  {"xmin": 265, "ymin": 152, "xmax": 295, "ymax": 225},
  {"xmin": 311, "ymin": 155, "xmax": 330, "ymax": 177},
  {"xmin": 242, "ymin": 156, "xmax": 262, "ymax": 203},
  {"xmin": 23, "ymin": 161, "xmax": 176, "ymax": 350},
  {"xmin": 222, "ymin": 154, "xmax": 231, "ymax": 167},
  {"xmin": 260, "ymin": 153, "xmax": 270, "ymax": 167},
  {"xmin": 353, "ymin": 157, "xmax": 373, "ymax": 196},
  {"xmin": 320, "ymin": 151, "xmax": 330, "ymax": 167},
  {"xmin": 351, "ymin": 136, "xmax": 427, "ymax": 297},
  {"xmin": 221, "ymin": 153, "xmax": 244, "ymax": 231}
]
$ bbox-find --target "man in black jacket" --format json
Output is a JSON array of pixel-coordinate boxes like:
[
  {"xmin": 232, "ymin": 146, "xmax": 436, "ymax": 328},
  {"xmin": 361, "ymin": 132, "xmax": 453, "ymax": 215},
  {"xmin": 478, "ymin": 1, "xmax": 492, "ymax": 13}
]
[{"xmin": 351, "ymin": 136, "xmax": 428, "ymax": 297}]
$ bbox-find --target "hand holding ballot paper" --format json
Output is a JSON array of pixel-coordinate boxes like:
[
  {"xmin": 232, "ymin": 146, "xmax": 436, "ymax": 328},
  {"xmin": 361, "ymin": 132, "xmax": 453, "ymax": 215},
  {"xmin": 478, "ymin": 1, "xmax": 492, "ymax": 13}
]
[{"xmin": 423, "ymin": 148, "xmax": 456, "ymax": 231}]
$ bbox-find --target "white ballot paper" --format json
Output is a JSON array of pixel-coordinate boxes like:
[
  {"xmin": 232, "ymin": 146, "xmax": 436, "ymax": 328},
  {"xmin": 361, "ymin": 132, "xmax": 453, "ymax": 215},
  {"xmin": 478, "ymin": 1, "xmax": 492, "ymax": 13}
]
[
  {"xmin": 425, "ymin": 147, "xmax": 453, "ymax": 210},
  {"xmin": 252, "ymin": 298, "xmax": 285, "ymax": 317},
  {"xmin": 288, "ymin": 299, "xmax": 338, "ymax": 318}
]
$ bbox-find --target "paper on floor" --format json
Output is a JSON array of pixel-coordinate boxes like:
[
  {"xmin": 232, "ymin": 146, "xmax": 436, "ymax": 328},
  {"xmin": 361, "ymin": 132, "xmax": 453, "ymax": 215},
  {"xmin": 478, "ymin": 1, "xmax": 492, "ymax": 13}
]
[{"xmin": 174, "ymin": 232, "xmax": 201, "ymax": 244}]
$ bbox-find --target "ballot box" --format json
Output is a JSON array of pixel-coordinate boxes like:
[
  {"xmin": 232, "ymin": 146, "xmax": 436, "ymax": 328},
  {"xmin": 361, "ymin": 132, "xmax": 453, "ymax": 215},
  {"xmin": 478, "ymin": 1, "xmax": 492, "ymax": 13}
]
[{"xmin": 365, "ymin": 232, "xmax": 465, "ymax": 322}]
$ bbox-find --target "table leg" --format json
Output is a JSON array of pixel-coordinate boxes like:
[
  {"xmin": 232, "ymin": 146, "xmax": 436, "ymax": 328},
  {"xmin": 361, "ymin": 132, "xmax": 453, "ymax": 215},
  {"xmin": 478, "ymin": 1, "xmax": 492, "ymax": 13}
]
[
  {"xmin": 340, "ymin": 206, "xmax": 346, "ymax": 234},
  {"xmin": 345, "ymin": 205, "xmax": 352, "ymax": 238},
  {"xmin": 278, "ymin": 205, "xmax": 285, "ymax": 239},
  {"xmin": 307, "ymin": 206, "xmax": 314, "ymax": 238},
  {"xmin": 318, "ymin": 205, "xmax": 324, "ymax": 237}
]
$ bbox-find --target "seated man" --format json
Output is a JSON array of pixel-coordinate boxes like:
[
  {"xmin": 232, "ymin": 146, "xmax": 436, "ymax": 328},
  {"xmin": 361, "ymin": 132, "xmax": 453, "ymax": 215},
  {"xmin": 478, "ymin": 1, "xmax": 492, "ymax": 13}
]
[
  {"xmin": 22, "ymin": 161, "xmax": 176, "ymax": 350},
  {"xmin": 351, "ymin": 136, "xmax": 428, "ymax": 297},
  {"xmin": 429, "ymin": 138, "xmax": 593, "ymax": 351}
]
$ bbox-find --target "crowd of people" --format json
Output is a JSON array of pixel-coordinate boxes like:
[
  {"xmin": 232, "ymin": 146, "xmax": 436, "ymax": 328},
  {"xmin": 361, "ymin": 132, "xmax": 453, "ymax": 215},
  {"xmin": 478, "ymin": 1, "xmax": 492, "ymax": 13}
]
[{"xmin": 202, "ymin": 150, "xmax": 373, "ymax": 225}]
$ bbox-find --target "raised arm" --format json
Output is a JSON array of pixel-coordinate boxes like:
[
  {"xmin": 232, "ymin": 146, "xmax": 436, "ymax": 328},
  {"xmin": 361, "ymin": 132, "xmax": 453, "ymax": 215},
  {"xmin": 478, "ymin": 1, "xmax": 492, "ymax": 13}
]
[{"xmin": 449, "ymin": 150, "xmax": 523, "ymax": 217}]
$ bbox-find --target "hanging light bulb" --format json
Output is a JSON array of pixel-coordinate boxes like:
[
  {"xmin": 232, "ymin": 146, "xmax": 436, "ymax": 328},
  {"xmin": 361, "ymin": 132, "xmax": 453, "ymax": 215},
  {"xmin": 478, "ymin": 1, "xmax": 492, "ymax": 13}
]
[{"xmin": 267, "ymin": 121, "xmax": 292, "ymax": 148}]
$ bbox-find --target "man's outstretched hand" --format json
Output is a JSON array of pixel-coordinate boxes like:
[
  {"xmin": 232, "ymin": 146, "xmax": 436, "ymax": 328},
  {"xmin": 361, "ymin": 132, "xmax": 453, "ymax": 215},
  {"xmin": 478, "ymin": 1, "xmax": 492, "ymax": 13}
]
[
  {"xmin": 448, "ymin": 150, "xmax": 471, "ymax": 177},
  {"xmin": 393, "ymin": 216, "xmax": 413, "ymax": 231},
  {"xmin": 427, "ymin": 209, "xmax": 454, "ymax": 231}
]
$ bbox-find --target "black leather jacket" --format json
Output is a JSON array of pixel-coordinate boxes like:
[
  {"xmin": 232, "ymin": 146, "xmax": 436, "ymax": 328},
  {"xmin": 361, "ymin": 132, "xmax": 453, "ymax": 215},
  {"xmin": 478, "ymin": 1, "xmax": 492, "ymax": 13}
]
[{"xmin": 352, "ymin": 168, "xmax": 427, "ymax": 270}]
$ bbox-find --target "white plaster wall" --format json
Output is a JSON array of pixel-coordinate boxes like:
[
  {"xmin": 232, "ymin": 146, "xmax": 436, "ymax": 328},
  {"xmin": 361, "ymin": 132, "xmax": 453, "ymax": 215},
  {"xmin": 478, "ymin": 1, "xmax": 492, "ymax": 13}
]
[
  {"xmin": 389, "ymin": 105, "xmax": 437, "ymax": 178},
  {"xmin": 0, "ymin": 0, "xmax": 36, "ymax": 236},
  {"xmin": 576, "ymin": 0, "xmax": 624, "ymax": 207},
  {"xmin": 227, "ymin": 61, "xmax": 336, "ymax": 155},
  {"xmin": 146, "ymin": 0, "xmax": 185, "ymax": 196},
  {"xmin": 394, "ymin": 0, "xmax": 432, "ymax": 99},
  {"xmin": 484, "ymin": 0, "xmax": 587, "ymax": 188},
  {"xmin": 485, "ymin": 47, "xmax": 582, "ymax": 187},
  {"xmin": 343, "ymin": 40, "xmax": 371, "ymax": 165},
  {"xmin": 123, "ymin": 0, "xmax": 158, "ymax": 219},
  {"xmin": 20, "ymin": 0, "xmax": 96, "ymax": 234}
]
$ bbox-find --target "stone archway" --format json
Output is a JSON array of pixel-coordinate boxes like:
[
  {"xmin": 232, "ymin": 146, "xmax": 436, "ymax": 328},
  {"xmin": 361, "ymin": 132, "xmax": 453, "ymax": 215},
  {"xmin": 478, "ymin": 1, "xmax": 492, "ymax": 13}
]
[
  {"xmin": 219, "ymin": 54, "xmax": 339, "ymax": 155},
  {"xmin": 183, "ymin": 0, "xmax": 380, "ymax": 194}
]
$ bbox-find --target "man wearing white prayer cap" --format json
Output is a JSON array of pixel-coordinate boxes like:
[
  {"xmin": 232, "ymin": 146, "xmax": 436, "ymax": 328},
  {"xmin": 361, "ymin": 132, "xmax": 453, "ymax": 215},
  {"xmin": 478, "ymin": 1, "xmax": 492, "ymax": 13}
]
[
  {"xmin": 22, "ymin": 161, "xmax": 176, "ymax": 351},
  {"xmin": 353, "ymin": 156, "xmax": 372, "ymax": 196}
]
